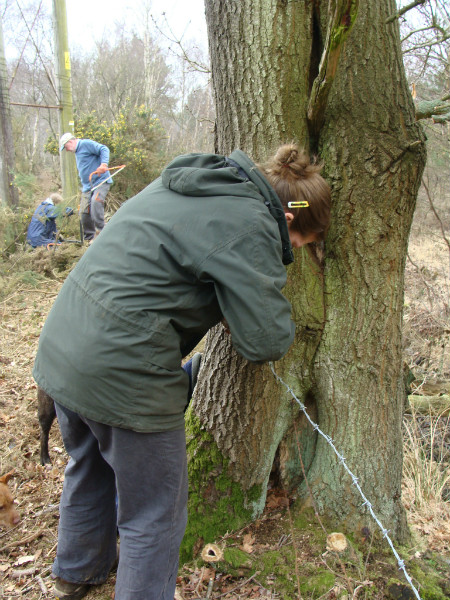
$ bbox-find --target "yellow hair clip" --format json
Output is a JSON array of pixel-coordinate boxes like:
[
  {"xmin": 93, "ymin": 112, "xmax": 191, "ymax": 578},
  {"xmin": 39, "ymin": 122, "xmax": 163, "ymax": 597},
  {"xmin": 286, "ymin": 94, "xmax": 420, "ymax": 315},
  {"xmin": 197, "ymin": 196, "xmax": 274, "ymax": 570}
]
[{"xmin": 287, "ymin": 201, "xmax": 309, "ymax": 208}]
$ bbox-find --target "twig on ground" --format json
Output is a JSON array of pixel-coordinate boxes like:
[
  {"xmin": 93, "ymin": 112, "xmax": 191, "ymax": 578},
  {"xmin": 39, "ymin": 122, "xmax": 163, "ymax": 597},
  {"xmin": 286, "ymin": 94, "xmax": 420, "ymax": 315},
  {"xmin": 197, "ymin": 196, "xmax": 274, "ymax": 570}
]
[
  {"xmin": 205, "ymin": 577, "xmax": 214, "ymax": 599},
  {"xmin": 212, "ymin": 571, "xmax": 260, "ymax": 599},
  {"xmin": 0, "ymin": 526, "xmax": 46, "ymax": 553},
  {"xmin": 194, "ymin": 566, "xmax": 205, "ymax": 596},
  {"xmin": 35, "ymin": 574, "xmax": 48, "ymax": 593},
  {"xmin": 11, "ymin": 566, "xmax": 37, "ymax": 578}
]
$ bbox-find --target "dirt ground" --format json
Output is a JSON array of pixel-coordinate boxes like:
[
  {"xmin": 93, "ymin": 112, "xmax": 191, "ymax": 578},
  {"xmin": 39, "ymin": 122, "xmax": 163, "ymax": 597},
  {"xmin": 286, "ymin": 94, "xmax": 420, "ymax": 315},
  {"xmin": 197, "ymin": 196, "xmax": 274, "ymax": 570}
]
[{"xmin": 0, "ymin": 238, "xmax": 449, "ymax": 599}]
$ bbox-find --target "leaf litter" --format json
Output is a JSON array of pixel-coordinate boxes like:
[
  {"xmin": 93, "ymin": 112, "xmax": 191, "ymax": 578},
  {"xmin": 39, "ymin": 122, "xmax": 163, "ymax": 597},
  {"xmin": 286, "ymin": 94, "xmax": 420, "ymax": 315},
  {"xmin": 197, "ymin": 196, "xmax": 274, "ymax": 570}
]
[{"xmin": 0, "ymin": 247, "xmax": 449, "ymax": 599}]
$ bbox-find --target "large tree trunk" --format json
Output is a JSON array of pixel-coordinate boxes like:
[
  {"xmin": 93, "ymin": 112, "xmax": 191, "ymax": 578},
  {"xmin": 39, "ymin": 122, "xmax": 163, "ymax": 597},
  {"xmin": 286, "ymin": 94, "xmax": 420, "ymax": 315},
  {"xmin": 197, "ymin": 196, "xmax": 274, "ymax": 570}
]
[{"xmin": 182, "ymin": 0, "xmax": 426, "ymax": 560}]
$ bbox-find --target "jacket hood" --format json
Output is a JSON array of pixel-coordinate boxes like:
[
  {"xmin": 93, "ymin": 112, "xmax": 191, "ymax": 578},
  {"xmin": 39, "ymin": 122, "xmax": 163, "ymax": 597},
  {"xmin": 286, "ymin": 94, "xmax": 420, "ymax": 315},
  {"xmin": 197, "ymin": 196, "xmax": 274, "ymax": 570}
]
[{"xmin": 161, "ymin": 151, "xmax": 294, "ymax": 265}]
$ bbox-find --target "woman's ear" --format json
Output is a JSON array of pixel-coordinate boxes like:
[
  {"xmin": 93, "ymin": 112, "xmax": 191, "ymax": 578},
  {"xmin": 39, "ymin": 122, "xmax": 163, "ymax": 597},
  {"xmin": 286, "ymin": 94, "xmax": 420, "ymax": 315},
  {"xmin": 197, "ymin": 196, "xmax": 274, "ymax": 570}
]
[{"xmin": 284, "ymin": 212, "xmax": 294, "ymax": 224}]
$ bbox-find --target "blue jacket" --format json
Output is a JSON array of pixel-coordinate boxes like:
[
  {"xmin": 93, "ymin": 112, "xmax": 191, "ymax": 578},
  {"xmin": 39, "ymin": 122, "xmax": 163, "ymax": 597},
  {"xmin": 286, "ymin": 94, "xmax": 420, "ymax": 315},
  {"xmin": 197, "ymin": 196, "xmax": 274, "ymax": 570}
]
[
  {"xmin": 27, "ymin": 199, "xmax": 59, "ymax": 247},
  {"xmin": 75, "ymin": 139, "xmax": 112, "ymax": 192}
]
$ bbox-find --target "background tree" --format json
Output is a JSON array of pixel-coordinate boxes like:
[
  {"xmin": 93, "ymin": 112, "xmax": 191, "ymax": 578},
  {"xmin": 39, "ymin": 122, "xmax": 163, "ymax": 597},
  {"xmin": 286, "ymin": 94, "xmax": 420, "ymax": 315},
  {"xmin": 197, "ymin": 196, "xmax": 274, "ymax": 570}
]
[
  {"xmin": 4, "ymin": 0, "xmax": 59, "ymax": 175},
  {"xmin": 399, "ymin": 0, "xmax": 450, "ymax": 122},
  {"xmin": 397, "ymin": 0, "xmax": 449, "ymax": 394},
  {"xmin": 1, "ymin": 0, "xmax": 213, "ymax": 195},
  {"xmin": 0, "ymin": 15, "xmax": 18, "ymax": 206},
  {"xmin": 72, "ymin": 31, "xmax": 175, "ymax": 123},
  {"xmin": 182, "ymin": 0, "xmax": 427, "ymax": 559}
]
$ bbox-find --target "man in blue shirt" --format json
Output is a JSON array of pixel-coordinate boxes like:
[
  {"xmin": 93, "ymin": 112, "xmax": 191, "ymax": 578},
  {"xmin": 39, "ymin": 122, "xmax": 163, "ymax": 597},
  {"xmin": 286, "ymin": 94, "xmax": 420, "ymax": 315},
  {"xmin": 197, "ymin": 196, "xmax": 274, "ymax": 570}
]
[
  {"xmin": 60, "ymin": 134, "xmax": 112, "ymax": 241},
  {"xmin": 27, "ymin": 193, "xmax": 63, "ymax": 247}
]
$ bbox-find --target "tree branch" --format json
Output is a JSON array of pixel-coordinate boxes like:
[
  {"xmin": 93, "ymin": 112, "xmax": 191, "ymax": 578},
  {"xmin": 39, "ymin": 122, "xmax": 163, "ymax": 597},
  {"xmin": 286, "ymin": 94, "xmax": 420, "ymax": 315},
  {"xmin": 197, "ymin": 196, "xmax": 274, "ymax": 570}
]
[
  {"xmin": 307, "ymin": 0, "xmax": 359, "ymax": 138},
  {"xmin": 8, "ymin": 0, "xmax": 44, "ymax": 90},
  {"xmin": 385, "ymin": 0, "xmax": 428, "ymax": 25},
  {"xmin": 429, "ymin": 112, "xmax": 450, "ymax": 123},
  {"xmin": 151, "ymin": 13, "xmax": 210, "ymax": 75},
  {"xmin": 415, "ymin": 97, "xmax": 450, "ymax": 121},
  {"xmin": 401, "ymin": 24, "xmax": 440, "ymax": 44},
  {"xmin": 402, "ymin": 31, "xmax": 450, "ymax": 53}
]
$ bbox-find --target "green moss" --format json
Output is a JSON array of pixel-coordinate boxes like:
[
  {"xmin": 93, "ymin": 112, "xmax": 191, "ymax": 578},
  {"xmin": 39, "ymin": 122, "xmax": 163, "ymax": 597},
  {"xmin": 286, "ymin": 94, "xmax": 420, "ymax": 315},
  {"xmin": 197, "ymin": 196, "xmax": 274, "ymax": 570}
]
[
  {"xmin": 222, "ymin": 548, "xmax": 253, "ymax": 570},
  {"xmin": 299, "ymin": 569, "xmax": 335, "ymax": 597},
  {"xmin": 293, "ymin": 507, "xmax": 319, "ymax": 530},
  {"xmin": 407, "ymin": 563, "xmax": 448, "ymax": 600},
  {"xmin": 330, "ymin": 2, "xmax": 359, "ymax": 51},
  {"xmin": 258, "ymin": 548, "xmax": 335, "ymax": 599},
  {"xmin": 181, "ymin": 412, "xmax": 263, "ymax": 563},
  {"xmin": 258, "ymin": 548, "xmax": 299, "ymax": 597},
  {"xmin": 420, "ymin": 587, "xmax": 446, "ymax": 600}
]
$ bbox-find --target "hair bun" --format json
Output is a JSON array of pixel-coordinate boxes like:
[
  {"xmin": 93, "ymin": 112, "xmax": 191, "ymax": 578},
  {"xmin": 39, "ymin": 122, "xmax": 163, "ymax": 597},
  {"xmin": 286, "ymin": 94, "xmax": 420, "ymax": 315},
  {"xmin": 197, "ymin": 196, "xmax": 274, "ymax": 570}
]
[
  {"xmin": 275, "ymin": 144, "xmax": 299, "ymax": 167},
  {"xmin": 271, "ymin": 143, "xmax": 313, "ymax": 178},
  {"xmin": 259, "ymin": 142, "xmax": 323, "ymax": 182}
]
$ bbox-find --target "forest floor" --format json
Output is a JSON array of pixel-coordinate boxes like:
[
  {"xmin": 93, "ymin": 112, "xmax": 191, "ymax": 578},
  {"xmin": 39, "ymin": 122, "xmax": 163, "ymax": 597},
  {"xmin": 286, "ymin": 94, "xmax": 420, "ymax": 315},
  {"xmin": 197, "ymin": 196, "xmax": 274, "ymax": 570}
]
[{"xmin": 0, "ymin": 230, "xmax": 449, "ymax": 599}]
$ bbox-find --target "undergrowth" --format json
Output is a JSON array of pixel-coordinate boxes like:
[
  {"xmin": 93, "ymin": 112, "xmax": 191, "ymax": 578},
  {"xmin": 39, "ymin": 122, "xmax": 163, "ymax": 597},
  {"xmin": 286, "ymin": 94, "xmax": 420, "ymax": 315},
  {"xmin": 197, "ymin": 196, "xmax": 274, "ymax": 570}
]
[{"xmin": 0, "ymin": 176, "xmax": 449, "ymax": 599}]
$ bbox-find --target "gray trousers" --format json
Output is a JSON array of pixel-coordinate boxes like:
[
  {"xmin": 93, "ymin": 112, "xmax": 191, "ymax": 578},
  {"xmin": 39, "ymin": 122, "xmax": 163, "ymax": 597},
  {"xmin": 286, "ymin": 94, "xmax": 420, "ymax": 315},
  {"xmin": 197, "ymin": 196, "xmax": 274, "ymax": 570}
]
[
  {"xmin": 53, "ymin": 402, "xmax": 188, "ymax": 600},
  {"xmin": 79, "ymin": 183, "xmax": 111, "ymax": 240}
]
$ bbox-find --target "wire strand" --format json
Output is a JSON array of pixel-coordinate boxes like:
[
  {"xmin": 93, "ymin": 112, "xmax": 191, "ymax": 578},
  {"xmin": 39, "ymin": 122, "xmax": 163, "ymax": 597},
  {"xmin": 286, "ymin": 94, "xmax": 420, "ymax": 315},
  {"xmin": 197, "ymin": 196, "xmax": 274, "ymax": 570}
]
[{"xmin": 268, "ymin": 362, "xmax": 422, "ymax": 600}]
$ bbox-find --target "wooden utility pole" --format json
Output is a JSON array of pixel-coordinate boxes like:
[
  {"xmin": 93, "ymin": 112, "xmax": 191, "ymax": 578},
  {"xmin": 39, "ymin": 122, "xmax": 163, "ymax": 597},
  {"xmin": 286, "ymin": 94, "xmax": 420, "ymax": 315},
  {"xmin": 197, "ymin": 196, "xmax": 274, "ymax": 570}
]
[
  {"xmin": 52, "ymin": 0, "xmax": 78, "ymax": 202},
  {"xmin": 0, "ymin": 17, "xmax": 19, "ymax": 207}
]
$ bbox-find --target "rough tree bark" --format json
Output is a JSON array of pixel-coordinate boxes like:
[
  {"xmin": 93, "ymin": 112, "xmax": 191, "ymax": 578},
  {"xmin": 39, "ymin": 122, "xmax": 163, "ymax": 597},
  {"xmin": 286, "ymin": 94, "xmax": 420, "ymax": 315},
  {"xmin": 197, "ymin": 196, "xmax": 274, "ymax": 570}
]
[{"xmin": 182, "ymin": 0, "xmax": 426, "ymax": 560}]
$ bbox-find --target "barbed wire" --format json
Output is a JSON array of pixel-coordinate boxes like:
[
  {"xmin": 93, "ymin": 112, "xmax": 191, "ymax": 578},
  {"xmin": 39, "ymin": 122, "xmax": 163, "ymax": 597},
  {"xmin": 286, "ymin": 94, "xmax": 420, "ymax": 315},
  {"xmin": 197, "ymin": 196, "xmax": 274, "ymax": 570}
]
[{"xmin": 268, "ymin": 362, "xmax": 422, "ymax": 600}]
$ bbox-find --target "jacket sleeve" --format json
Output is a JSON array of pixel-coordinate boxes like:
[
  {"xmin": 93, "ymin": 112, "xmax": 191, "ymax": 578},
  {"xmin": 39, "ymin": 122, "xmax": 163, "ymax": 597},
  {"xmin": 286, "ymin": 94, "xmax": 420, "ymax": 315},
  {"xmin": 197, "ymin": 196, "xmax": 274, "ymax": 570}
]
[
  {"xmin": 98, "ymin": 143, "xmax": 110, "ymax": 165},
  {"xmin": 197, "ymin": 220, "xmax": 295, "ymax": 363},
  {"xmin": 45, "ymin": 204, "xmax": 58, "ymax": 220},
  {"xmin": 86, "ymin": 139, "xmax": 110, "ymax": 164}
]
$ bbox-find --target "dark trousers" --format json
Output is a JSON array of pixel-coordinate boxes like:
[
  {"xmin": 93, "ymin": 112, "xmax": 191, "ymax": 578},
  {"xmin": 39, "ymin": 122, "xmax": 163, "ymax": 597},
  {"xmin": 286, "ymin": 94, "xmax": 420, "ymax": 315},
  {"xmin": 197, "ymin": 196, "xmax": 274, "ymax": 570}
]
[
  {"xmin": 79, "ymin": 183, "xmax": 111, "ymax": 240},
  {"xmin": 53, "ymin": 402, "xmax": 188, "ymax": 600}
]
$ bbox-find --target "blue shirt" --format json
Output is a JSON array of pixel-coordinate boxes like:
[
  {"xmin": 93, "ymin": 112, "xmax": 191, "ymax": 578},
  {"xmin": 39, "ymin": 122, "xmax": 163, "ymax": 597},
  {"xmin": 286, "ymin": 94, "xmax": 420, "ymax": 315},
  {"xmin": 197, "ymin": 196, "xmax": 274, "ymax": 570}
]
[
  {"xmin": 27, "ymin": 199, "xmax": 59, "ymax": 247},
  {"xmin": 75, "ymin": 139, "xmax": 112, "ymax": 192}
]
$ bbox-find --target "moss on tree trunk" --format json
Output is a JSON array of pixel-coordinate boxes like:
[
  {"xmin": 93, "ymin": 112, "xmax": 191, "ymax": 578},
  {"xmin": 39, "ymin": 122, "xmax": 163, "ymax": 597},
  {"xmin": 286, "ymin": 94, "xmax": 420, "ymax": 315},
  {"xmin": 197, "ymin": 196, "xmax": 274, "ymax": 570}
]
[{"xmin": 184, "ymin": 0, "xmax": 427, "ymax": 558}]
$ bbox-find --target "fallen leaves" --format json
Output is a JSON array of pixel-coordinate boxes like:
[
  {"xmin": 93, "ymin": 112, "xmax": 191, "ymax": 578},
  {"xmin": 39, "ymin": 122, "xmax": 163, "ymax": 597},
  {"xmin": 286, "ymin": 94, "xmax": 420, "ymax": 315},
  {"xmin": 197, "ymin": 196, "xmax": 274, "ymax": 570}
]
[{"xmin": 264, "ymin": 489, "xmax": 289, "ymax": 512}]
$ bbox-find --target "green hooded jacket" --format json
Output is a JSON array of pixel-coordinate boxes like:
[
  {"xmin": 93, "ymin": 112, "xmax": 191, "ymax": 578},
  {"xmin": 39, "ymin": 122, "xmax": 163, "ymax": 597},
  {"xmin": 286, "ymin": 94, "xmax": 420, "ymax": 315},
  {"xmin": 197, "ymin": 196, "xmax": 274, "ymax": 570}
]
[{"xmin": 33, "ymin": 151, "xmax": 295, "ymax": 432}]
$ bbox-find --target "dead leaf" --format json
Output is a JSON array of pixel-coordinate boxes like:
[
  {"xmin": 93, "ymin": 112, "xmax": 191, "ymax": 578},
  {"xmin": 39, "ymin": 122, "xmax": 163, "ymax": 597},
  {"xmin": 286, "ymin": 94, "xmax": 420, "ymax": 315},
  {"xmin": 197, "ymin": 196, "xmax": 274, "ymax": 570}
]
[
  {"xmin": 241, "ymin": 533, "xmax": 255, "ymax": 553},
  {"xmin": 14, "ymin": 555, "xmax": 35, "ymax": 566},
  {"xmin": 174, "ymin": 588, "xmax": 183, "ymax": 600},
  {"xmin": 201, "ymin": 567, "xmax": 215, "ymax": 582}
]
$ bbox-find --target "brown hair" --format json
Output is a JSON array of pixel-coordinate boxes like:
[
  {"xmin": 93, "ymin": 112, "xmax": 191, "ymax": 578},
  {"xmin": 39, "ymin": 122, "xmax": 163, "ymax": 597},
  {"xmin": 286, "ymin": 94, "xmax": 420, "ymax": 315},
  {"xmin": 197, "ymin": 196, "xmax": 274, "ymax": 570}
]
[
  {"xmin": 260, "ymin": 144, "xmax": 331, "ymax": 240},
  {"xmin": 50, "ymin": 193, "xmax": 63, "ymax": 205}
]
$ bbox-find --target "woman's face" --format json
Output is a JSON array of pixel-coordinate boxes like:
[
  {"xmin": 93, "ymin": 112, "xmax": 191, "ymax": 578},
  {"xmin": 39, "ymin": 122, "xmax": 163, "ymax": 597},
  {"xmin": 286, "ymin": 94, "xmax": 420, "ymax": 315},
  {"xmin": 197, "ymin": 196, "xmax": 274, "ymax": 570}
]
[
  {"xmin": 284, "ymin": 212, "xmax": 319, "ymax": 248},
  {"xmin": 288, "ymin": 229, "xmax": 319, "ymax": 248}
]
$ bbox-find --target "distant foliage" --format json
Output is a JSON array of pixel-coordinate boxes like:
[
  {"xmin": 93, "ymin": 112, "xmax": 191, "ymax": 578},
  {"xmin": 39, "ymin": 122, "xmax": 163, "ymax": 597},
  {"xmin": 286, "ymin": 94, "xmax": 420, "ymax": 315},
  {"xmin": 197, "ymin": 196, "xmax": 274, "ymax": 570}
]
[
  {"xmin": 0, "ymin": 174, "xmax": 41, "ymax": 254},
  {"xmin": 44, "ymin": 105, "xmax": 168, "ymax": 199}
]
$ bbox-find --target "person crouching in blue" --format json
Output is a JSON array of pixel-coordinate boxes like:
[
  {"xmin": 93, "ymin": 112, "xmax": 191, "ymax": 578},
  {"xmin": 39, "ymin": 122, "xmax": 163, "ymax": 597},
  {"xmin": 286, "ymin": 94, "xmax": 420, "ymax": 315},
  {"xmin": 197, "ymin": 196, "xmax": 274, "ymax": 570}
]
[{"xmin": 27, "ymin": 193, "xmax": 63, "ymax": 248}]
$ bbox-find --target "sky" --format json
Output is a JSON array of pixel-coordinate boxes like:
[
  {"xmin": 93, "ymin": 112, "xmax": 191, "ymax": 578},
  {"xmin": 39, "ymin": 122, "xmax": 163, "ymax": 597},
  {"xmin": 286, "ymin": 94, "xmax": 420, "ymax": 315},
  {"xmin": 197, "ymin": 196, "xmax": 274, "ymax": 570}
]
[
  {"xmin": 65, "ymin": 0, "xmax": 208, "ymax": 55},
  {"xmin": 2, "ymin": 0, "xmax": 208, "ymax": 61}
]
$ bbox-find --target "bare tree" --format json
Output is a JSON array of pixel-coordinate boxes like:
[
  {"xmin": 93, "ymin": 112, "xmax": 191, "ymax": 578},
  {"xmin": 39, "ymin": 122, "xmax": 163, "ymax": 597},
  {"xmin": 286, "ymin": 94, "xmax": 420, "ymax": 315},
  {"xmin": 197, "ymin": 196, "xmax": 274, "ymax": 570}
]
[
  {"xmin": 399, "ymin": 0, "xmax": 450, "ymax": 121},
  {"xmin": 0, "ymin": 14, "xmax": 18, "ymax": 206}
]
